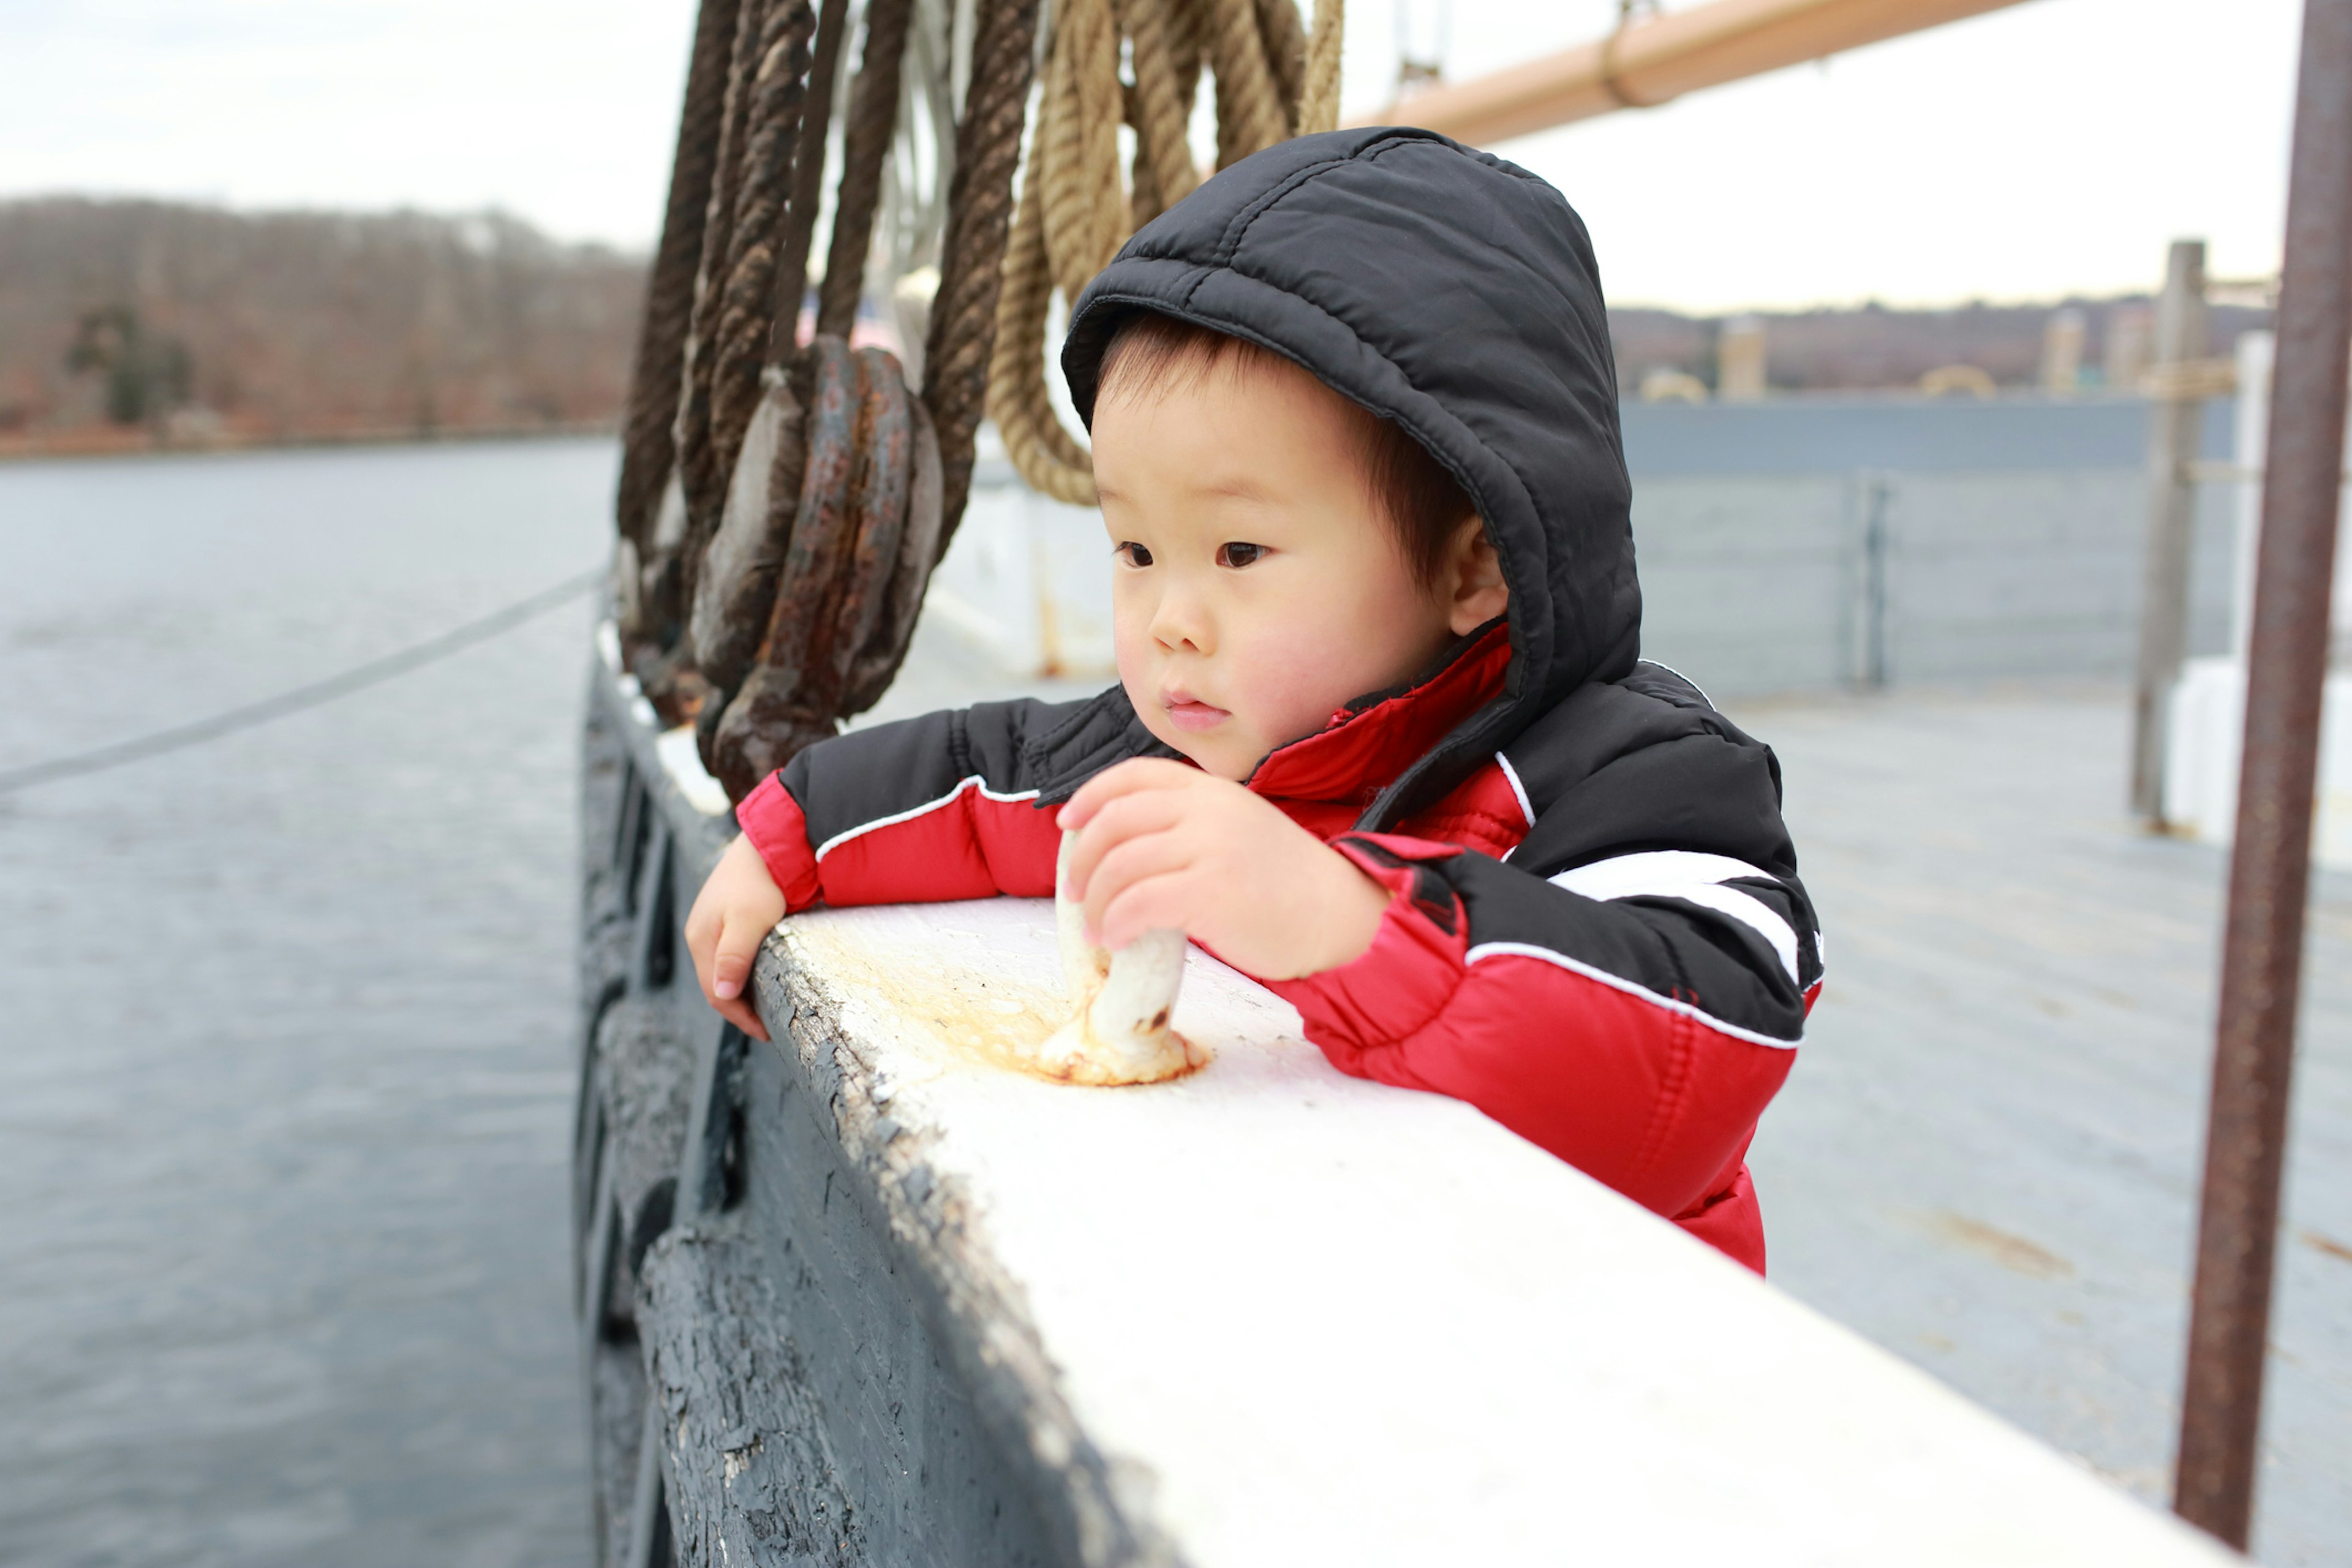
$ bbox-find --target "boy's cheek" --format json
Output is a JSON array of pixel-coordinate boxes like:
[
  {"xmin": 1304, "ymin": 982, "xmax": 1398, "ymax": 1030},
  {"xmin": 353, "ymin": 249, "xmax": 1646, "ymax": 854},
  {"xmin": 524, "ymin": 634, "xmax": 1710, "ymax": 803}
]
[{"xmin": 1218, "ymin": 615, "xmax": 1362, "ymax": 745}]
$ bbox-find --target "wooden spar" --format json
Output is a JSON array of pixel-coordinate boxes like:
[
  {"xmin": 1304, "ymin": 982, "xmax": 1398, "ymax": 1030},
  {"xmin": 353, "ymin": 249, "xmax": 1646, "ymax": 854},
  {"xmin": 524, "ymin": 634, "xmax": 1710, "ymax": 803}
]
[{"xmin": 1355, "ymin": 0, "xmax": 2037, "ymax": 146}]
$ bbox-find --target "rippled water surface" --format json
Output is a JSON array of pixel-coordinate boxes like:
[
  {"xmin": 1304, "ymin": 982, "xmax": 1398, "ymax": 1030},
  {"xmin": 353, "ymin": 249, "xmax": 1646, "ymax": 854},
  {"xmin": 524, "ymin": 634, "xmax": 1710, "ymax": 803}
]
[{"xmin": 0, "ymin": 440, "xmax": 615, "ymax": 1567}]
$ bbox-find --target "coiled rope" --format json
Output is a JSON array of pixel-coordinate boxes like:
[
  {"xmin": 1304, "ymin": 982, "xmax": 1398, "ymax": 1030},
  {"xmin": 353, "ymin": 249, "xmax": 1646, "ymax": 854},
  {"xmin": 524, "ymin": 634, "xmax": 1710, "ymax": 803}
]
[{"xmin": 988, "ymin": 0, "xmax": 1344, "ymax": 505}]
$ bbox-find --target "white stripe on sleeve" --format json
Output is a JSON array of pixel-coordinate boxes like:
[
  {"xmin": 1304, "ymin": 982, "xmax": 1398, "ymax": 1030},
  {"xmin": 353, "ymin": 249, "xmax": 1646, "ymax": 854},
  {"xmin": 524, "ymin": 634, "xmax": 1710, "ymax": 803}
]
[
  {"xmin": 1494, "ymin": 752, "xmax": 1536, "ymax": 827},
  {"xmin": 812, "ymin": 775, "xmax": 1041, "ymax": 861},
  {"xmin": 1549, "ymin": 850, "xmax": 1801, "ymax": 984}
]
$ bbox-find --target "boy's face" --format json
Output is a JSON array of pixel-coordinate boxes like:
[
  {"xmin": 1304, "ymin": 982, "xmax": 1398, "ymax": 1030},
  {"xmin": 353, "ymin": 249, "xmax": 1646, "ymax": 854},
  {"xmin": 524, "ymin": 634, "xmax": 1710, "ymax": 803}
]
[{"xmin": 1091, "ymin": 354, "xmax": 1477, "ymax": 782}]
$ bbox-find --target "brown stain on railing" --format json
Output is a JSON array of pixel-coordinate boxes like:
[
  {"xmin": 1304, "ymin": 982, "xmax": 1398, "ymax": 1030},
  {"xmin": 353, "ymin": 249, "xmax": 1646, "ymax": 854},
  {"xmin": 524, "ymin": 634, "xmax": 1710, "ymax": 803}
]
[{"xmin": 791, "ymin": 924, "xmax": 1205, "ymax": 1087}]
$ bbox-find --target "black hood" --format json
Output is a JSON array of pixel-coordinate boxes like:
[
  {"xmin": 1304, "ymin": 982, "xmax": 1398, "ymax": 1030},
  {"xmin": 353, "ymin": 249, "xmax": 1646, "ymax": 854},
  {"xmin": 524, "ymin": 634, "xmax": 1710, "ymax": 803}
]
[{"xmin": 1061, "ymin": 126, "xmax": 1640, "ymax": 830}]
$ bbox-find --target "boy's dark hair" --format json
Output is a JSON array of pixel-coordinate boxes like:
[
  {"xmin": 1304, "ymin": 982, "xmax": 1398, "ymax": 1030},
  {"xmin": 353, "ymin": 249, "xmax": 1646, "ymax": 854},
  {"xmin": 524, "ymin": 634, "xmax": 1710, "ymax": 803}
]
[{"xmin": 1094, "ymin": 311, "xmax": 1476, "ymax": 590}]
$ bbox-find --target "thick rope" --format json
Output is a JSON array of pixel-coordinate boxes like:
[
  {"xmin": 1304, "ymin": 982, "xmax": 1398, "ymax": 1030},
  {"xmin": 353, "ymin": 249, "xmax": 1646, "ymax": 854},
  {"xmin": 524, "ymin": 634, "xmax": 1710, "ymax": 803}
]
[
  {"xmin": 919, "ymin": 0, "xmax": 1043, "ymax": 549},
  {"xmin": 707, "ymin": 0, "xmax": 819, "ymax": 494},
  {"xmin": 1253, "ymin": 0, "xmax": 1308, "ymax": 133},
  {"xmin": 670, "ymin": 0, "xmax": 820, "ymax": 666},
  {"xmin": 626, "ymin": 0, "xmax": 769, "ymax": 699},
  {"xmin": 768, "ymin": 0, "xmax": 853, "ymax": 366},
  {"xmin": 1118, "ymin": 0, "xmax": 1203, "ymax": 220},
  {"xmin": 614, "ymin": 0, "xmax": 740, "ymax": 556},
  {"xmin": 673, "ymin": 0, "xmax": 775, "ymax": 535},
  {"xmin": 987, "ymin": 0, "xmax": 1344, "ymax": 503},
  {"xmin": 816, "ymin": 0, "xmax": 918, "ymax": 339},
  {"xmin": 1204, "ymin": 0, "xmax": 1287, "ymax": 168},
  {"xmin": 1298, "ymin": 0, "xmax": 1343, "ymax": 134},
  {"xmin": 1041, "ymin": 0, "xmax": 1127, "ymax": 302},
  {"xmin": 989, "ymin": 169, "xmax": 1098, "ymax": 503}
]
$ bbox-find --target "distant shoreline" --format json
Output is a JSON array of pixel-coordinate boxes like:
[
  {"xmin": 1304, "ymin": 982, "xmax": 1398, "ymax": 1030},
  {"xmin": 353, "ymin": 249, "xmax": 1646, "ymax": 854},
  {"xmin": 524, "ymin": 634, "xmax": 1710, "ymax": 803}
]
[{"xmin": 0, "ymin": 420, "xmax": 619, "ymax": 464}]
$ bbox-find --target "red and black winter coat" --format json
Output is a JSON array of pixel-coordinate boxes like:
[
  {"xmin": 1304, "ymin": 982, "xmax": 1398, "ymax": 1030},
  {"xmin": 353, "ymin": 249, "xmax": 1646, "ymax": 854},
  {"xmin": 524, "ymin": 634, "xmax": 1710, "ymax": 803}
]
[{"xmin": 736, "ymin": 127, "xmax": 1824, "ymax": 1272}]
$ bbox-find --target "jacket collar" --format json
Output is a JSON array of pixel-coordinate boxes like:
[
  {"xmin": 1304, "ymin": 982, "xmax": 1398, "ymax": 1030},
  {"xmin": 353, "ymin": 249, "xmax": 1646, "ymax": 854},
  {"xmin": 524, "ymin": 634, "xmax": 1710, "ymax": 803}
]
[{"xmin": 1244, "ymin": 621, "xmax": 1512, "ymax": 805}]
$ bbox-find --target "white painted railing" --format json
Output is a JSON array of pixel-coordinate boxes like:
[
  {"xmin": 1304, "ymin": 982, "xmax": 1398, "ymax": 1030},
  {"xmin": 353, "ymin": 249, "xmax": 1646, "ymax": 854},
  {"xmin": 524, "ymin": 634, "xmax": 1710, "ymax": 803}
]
[{"xmin": 758, "ymin": 898, "xmax": 2235, "ymax": 1563}]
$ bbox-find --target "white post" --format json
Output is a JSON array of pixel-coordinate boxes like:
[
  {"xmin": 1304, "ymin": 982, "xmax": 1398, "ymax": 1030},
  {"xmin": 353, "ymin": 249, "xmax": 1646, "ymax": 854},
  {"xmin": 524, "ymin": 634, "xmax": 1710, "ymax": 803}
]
[
  {"xmin": 2228, "ymin": 330, "xmax": 2352, "ymax": 663},
  {"xmin": 2130, "ymin": 239, "xmax": 2211, "ymax": 823},
  {"xmin": 2231, "ymin": 331, "xmax": 2275, "ymax": 660},
  {"xmin": 2107, "ymin": 304, "xmax": 2154, "ymax": 393},
  {"xmin": 1718, "ymin": 315, "xmax": 1767, "ymax": 401},
  {"xmin": 2042, "ymin": 307, "xmax": 2087, "ymax": 395}
]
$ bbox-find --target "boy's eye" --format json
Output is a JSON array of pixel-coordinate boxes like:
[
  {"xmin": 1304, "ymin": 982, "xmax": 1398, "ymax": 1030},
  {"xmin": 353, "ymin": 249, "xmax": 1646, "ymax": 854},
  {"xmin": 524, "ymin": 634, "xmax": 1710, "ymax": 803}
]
[
  {"xmin": 1116, "ymin": 541, "xmax": 1154, "ymax": 567},
  {"xmin": 1216, "ymin": 541, "xmax": 1266, "ymax": 569}
]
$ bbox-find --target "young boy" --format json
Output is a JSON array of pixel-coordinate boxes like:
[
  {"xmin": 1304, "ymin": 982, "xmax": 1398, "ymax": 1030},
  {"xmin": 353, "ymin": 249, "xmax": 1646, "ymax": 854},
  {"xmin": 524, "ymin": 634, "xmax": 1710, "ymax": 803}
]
[{"xmin": 685, "ymin": 127, "xmax": 1822, "ymax": 1273}]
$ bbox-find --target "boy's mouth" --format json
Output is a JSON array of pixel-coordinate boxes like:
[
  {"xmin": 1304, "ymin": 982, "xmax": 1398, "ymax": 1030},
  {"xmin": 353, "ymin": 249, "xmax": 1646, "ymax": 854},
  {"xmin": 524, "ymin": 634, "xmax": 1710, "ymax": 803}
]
[{"xmin": 1161, "ymin": 693, "xmax": 1230, "ymax": 732}]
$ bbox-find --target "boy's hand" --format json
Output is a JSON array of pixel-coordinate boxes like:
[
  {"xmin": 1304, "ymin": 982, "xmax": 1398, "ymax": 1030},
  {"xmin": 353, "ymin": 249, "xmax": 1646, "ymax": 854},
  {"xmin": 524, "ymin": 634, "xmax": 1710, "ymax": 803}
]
[
  {"xmin": 1058, "ymin": 759, "xmax": 1390, "ymax": 981},
  {"xmin": 684, "ymin": 834, "xmax": 788, "ymax": 1042}
]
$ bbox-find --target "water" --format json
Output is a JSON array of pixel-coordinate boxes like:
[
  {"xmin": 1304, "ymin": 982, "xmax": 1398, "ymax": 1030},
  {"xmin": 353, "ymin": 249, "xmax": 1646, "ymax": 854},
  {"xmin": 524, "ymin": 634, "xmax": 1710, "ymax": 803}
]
[{"xmin": 0, "ymin": 440, "xmax": 612, "ymax": 1567}]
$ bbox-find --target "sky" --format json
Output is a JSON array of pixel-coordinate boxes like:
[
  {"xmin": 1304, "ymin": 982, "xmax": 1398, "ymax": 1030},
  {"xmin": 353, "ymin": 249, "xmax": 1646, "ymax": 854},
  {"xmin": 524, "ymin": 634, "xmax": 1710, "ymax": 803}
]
[{"xmin": 0, "ymin": 0, "xmax": 2309, "ymax": 312}]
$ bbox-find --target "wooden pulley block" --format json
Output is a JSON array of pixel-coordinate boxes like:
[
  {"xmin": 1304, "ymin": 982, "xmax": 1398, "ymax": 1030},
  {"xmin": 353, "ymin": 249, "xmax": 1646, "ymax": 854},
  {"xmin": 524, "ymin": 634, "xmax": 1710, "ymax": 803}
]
[
  {"xmin": 696, "ymin": 333, "xmax": 944, "ymax": 804},
  {"xmin": 687, "ymin": 369, "xmax": 806, "ymax": 701}
]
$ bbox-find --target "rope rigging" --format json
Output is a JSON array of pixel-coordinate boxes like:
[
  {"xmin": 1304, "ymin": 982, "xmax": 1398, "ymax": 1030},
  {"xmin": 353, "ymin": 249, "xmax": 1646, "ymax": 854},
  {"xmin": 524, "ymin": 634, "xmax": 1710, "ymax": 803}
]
[
  {"xmin": 990, "ymin": 0, "xmax": 1346, "ymax": 504},
  {"xmin": 611, "ymin": 0, "xmax": 1345, "ymax": 801}
]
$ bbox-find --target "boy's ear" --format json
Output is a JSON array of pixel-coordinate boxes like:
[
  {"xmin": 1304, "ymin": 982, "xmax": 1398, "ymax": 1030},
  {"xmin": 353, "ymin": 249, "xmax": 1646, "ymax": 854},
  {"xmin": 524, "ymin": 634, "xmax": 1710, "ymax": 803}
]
[{"xmin": 1444, "ymin": 514, "xmax": 1509, "ymax": 635}]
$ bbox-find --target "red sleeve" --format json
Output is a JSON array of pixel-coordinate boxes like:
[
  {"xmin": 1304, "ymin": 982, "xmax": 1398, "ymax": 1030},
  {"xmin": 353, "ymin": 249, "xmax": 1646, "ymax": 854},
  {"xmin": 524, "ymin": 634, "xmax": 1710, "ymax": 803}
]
[
  {"xmin": 1262, "ymin": 835, "xmax": 1796, "ymax": 1228},
  {"xmin": 734, "ymin": 772, "xmax": 824, "ymax": 913},
  {"xmin": 733, "ymin": 769, "xmax": 1060, "ymax": 911}
]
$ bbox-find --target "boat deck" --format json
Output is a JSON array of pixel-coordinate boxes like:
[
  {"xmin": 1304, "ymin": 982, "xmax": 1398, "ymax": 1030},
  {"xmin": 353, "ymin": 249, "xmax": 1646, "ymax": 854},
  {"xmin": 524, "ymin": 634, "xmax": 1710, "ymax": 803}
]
[{"xmin": 1751, "ymin": 682, "xmax": 2349, "ymax": 1564}]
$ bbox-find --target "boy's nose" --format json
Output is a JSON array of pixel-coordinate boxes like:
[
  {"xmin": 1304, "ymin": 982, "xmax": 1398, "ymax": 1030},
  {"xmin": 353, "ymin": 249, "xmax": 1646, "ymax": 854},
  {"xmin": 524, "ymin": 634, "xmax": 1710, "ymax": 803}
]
[{"xmin": 1148, "ymin": 590, "xmax": 1215, "ymax": 655}]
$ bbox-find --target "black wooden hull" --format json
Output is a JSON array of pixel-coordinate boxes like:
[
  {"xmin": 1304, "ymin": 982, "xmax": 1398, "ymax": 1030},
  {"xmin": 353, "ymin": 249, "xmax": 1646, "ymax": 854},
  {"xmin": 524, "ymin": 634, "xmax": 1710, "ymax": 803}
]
[{"xmin": 574, "ymin": 654, "xmax": 1077, "ymax": 1568}]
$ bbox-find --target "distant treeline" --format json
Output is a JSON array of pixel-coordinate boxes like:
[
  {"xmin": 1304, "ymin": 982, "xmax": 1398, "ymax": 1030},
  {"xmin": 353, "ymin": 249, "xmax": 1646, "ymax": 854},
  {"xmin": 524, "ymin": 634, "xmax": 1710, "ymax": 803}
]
[
  {"xmin": 0, "ymin": 197, "xmax": 644, "ymax": 453},
  {"xmin": 0, "ymin": 196, "xmax": 2275, "ymax": 456}
]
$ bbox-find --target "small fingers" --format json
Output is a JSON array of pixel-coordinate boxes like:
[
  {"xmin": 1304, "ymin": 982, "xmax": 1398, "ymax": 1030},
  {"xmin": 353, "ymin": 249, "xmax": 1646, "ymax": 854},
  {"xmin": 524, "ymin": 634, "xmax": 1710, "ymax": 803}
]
[
  {"xmin": 1065, "ymin": 790, "xmax": 1186, "ymax": 900},
  {"xmin": 706, "ymin": 911, "xmax": 771, "ymax": 1039},
  {"xmin": 684, "ymin": 902, "xmax": 723, "ymax": 1005},
  {"xmin": 1097, "ymin": 869, "xmax": 1199, "ymax": 951},
  {"xmin": 1079, "ymin": 831, "xmax": 1195, "ymax": 944},
  {"xmin": 1058, "ymin": 756, "xmax": 1199, "ymax": 831},
  {"xmin": 713, "ymin": 989, "xmax": 771, "ymax": 1043},
  {"xmin": 710, "ymin": 914, "xmax": 766, "ymax": 1001}
]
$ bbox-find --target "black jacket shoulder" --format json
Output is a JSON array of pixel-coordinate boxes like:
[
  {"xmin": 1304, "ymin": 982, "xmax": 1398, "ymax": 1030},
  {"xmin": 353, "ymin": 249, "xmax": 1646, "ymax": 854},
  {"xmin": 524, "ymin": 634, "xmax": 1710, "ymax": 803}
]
[{"xmin": 1501, "ymin": 663, "xmax": 1798, "ymax": 883}]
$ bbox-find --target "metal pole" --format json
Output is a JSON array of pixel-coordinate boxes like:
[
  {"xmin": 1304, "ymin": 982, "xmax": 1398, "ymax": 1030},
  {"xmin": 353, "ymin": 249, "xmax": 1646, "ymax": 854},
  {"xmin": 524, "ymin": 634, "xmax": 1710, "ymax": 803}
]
[
  {"xmin": 2130, "ymin": 239, "xmax": 2208, "ymax": 824},
  {"xmin": 2174, "ymin": 0, "xmax": 2352, "ymax": 1547}
]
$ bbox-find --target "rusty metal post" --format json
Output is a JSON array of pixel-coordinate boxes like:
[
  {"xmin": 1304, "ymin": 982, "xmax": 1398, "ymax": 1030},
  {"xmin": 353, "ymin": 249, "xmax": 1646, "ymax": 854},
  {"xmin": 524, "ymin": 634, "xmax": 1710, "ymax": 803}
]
[
  {"xmin": 2173, "ymin": 0, "xmax": 2352, "ymax": 1547},
  {"xmin": 2130, "ymin": 239, "xmax": 2209, "ymax": 824}
]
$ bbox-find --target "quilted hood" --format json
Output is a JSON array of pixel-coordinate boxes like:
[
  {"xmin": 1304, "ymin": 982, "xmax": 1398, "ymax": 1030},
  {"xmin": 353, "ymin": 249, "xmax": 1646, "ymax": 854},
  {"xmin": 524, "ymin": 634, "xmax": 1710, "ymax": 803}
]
[{"xmin": 1061, "ymin": 126, "xmax": 1641, "ymax": 829}]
